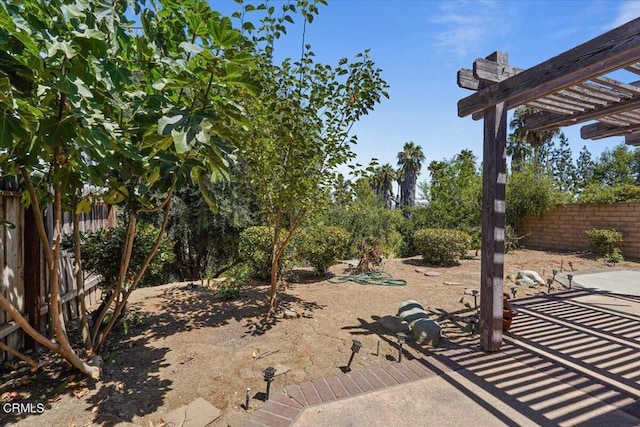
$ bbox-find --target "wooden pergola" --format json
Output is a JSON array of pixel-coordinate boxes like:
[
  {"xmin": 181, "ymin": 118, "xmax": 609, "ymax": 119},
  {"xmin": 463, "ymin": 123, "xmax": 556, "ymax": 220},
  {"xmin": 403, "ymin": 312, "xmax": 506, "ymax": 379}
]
[{"xmin": 457, "ymin": 18, "xmax": 640, "ymax": 351}]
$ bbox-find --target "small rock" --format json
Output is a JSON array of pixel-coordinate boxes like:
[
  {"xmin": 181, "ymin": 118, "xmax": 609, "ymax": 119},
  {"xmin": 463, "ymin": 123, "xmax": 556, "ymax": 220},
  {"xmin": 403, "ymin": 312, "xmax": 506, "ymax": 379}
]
[
  {"xmin": 378, "ymin": 315, "xmax": 411, "ymax": 334},
  {"xmin": 443, "ymin": 281, "xmax": 461, "ymax": 286},
  {"xmin": 274, "ymin": 364, "xmax": 291, "ymax": 376},
  {"xmin": 517, "ymin": 270, "xmax": 545, "ymax": 284},
  {"xmin": 283, "ymin": 308, "xmax": 299, "ymax": 319},
  {"xmin": 89, "ymin": 355, "xmax": 103, "ymax": 369},
  {"xmin": 424, "ymin": 271, "xmax": 441, "ymax": 277},
  {"xmin": 506, "ymin": 274, "xmax": 514, "ymax": 281}
]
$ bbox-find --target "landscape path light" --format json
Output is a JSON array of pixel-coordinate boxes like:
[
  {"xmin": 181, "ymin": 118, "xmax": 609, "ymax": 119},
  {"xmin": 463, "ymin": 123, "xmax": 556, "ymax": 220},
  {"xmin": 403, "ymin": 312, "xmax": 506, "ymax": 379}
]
[
  {"xmin": 567, "ymin": 274, "xmax": 573, "ymax": 289},
  {"xmin": 396, "ymin": 332, "xmax": 406, "ymax": 362},
  {"xmin": 345, "ymin": 339, "xmax": 362, "ymax": 372},
  {"xmin": 263, "ymin": 367, "xmax": 276, "ymax": 400}
]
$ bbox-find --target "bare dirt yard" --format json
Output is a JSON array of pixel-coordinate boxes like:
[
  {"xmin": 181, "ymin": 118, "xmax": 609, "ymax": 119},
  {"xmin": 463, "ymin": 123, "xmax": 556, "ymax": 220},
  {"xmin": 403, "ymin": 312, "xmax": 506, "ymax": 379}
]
[{"xmin": 2, "ymin": 249, "xmax": 640, "ymax": 426}]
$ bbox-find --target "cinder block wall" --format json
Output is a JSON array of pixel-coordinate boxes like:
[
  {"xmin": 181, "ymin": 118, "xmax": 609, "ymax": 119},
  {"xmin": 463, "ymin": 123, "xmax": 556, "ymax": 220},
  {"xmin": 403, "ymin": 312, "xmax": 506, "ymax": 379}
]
[{"xmin": 518, "ymin": 202, "xmax": 640, "ymax": 259}]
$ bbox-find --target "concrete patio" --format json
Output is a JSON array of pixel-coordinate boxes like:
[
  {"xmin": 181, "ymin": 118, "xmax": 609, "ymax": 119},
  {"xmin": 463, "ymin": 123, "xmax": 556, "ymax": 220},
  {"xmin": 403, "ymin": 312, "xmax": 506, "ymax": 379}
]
[{"xmin": 245, "ymin": 273, "xmax": 640, "ymax": 426}]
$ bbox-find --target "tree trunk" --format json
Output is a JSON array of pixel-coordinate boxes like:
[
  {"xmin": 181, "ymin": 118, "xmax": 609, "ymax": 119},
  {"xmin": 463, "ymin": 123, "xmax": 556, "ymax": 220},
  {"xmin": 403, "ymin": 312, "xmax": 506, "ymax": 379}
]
[{"xmin": 73, "ymin": 207, "xmax": 91, "ymax": 351}]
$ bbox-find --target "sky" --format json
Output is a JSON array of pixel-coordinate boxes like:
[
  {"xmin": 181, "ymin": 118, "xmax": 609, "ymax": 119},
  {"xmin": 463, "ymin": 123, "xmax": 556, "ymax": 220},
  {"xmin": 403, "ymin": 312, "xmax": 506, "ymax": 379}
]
[{"xmin": 214, "ymin": 0, "xmax": 640, "ymax": 188}]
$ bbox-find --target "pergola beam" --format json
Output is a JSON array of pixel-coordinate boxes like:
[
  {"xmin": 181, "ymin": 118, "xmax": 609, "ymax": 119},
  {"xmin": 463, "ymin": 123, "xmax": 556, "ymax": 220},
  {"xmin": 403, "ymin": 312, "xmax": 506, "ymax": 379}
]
[
  {"xmin": 526, "ymin": 92, "xmax": 640, "ymax": 131},
  {"xmin": 458, "ymin": 18, "xmax": 640, "ymax": 118}
]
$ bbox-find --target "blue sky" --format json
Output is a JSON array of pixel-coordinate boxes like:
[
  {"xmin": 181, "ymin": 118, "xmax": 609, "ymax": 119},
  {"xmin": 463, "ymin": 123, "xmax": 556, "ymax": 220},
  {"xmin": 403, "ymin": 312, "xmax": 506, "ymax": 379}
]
[{"xmin": 214, "ymin": 0, "xmax": 640, "ymax": 188}]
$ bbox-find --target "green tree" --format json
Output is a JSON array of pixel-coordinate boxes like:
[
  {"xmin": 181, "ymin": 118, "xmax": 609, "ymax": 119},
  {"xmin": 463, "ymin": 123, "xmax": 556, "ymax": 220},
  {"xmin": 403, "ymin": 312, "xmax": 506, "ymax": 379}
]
[
  {"xmin": 575, "ymin": 145, "xmax": 595, "ymax": 189},
  {"xmin": 236, "ymin": 4, "xmax": 389, "ymax": 311},
  {"xmin": 508, "ymin": 106, "xmax": 559, "ymax": 171},
  {"xmin": 549, "ymin": 133, "xmax": 576, "ymax": 193},
  {"xmin": 397, "ymin": 141, "xmax": 425, "ymax": 210},
  {"xmin": 0, "ymin": 0, "xmax": 265, "ymax": 377},
  {"xmin": 372, "ymin": 163, "xmax": 397, "ymax": 209}
]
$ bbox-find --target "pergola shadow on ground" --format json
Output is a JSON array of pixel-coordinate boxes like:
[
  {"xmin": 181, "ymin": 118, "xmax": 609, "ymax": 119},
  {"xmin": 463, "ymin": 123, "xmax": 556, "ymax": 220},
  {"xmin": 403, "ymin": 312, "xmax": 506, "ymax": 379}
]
[
  {"xmin": 458, "ymin": 17, "xmax": 640, "ymax": 351},
  {"xmin": 246, "ymin": 289, "xmax": 640, "ymax": 426}
]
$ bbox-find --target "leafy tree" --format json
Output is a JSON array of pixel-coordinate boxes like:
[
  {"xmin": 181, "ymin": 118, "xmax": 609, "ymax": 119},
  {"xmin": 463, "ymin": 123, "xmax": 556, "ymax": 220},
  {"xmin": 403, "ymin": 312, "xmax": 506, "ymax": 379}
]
[
  {"xmin": 549, "ymin": 132, "xmax": 577, "ymax": 193},
  {"xmin": 371, "ymin": 163, "xmax": 397, "ymax": 209},
  {"xmin": 166, "ymin": 166, "xmax": 256, "ymax": 281},
  {"xmin": 397, "ymin": 141, "xmax": 425, "ymax": 210},
  {"xmin": 421, "ymin": 150, "xmax": 482, "ymax": 230},
  {"xmin": 508, "ymin": 106, "xmax": 559, "ymax": 171},
  {"xmin": 236, "ymin": 4, "xmax": 388, "ymax": 311},
  {"xmin": 324, "ymin": 179, "xmax": 404, "ymax": 258},
  {"xmin": 0, "ymin": 0, "xmax": 266, "ymax": 377},
  {"xmin": 506, "ymin": 164, "xmax": 560, "ymax": 230},
  {"xmin": 575, "ymin": 145, "xmax": 595, "ymax": 189},
  {"xmin": 592, "ymin": 144, "xmax": 637, "ymax": 186}
]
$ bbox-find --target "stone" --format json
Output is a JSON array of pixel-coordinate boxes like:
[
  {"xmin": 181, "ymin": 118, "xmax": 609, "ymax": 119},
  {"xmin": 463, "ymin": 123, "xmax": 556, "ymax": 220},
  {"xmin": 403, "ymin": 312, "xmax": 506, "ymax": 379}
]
[
  {"xmin": 517, "ymin": 270, "xmax": 545, "ymax": 285},
  {"xmin": 397, "ymin": 300, "xmax": 428, "ymax": 324},
  {"xmin": 378, "ymin": 315, "xmax": 411, "ymax": 334},
  {"xmin": 411, "ymin": 319, "xmax": 442, "ymax": 346},
  {"xmin": 443, "ymin": 281, "xmax": 461, "ymax": 286},
  {"xmin": 89, "ymin": 355, "xmax": 103, "ymax": 369},
  {"xmin": 162, "ymin": 397, "xmax": 221, "ymax": 427},
  {"xmin": 424, "ymin": 271, "xmax": 441, "ymax": 277},
  {"xmin": 516, "ymin": 277, "xmax": 536, "ymax": 287},
  {"xmin": 283, "ymin": 308, "xmax": 299, "ymax": 319},
  {"xmin": 274, "ymin": 364, "xmax": 291, "ymax": 376}
]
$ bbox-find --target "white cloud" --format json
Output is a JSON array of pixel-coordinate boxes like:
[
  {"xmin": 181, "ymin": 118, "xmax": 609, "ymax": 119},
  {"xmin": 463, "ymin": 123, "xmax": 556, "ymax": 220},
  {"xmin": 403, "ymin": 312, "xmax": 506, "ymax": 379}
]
[
  {"xmin": 430, "ymin": 0, "xmax": 513, "ymax": 57},
  {"xmin": 610, "ymin": 0, "xmax": 640, "ymax": 28}
]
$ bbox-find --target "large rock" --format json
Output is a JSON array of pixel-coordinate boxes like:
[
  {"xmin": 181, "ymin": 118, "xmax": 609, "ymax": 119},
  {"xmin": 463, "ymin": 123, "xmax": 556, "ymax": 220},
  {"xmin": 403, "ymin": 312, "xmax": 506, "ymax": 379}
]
[
  {"xmin": 517, "ymin": 270, "xmax": 545, "ymax": 285},
  {"xmin": 411, "ymin": 319, "xmax": 442, "ymax": 346},
  {"xmin": 378, "ymin": 315, "xmax": 411, "ymax": 334},
  {"xmin": 515, "ymin": 277, "xmax": 536, "ymax": 287},
  {"xmin": 397, "ymin": 300, "xmax": 428, "ymax": 324}
]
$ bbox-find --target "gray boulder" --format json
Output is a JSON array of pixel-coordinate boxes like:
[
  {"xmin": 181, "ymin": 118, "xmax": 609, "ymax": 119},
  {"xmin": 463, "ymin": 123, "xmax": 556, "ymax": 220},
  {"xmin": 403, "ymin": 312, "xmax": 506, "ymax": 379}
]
[
  {"xmin": 517, "ymin": 270, "xmax": 545, "ymax": 284},
  {"xmin": 412, "ymin": 319, "xmax": 442, "ymax": 346},
  {"xmin": 397, "ymin": 300, "xmax": 428, "ymax": 324},
  {"xmin": 378, "ymin": 315, "xmax": 411, "ymax": 334}
]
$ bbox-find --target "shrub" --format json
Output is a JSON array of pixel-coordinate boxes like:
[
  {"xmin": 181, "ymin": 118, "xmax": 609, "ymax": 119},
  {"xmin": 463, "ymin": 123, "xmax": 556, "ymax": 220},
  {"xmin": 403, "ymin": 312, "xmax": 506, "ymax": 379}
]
[
  {"xmin": 414, "ymin": 228, "xmax": 471, "ymax": 266},
  {"xmin": 238, "ymin": 226, "xmax": 295, "ymax": 280},
  {"xmin": 585, "ymin": 228, "xmax": 623, "ymax": 257},
  {"xmin": 506, "ymin": 165, "xmax": 559, "ymax": 230},
  {"xmin": 578, "ymin": 184, "xmax": 640, "ymax": 204},
  {"xmin": 298, "ymin": 225, "xmax": 349, "ymax": 275},
  {"xmin": 68, "ymin": 222, "xmax": 175, "ymax": 290},
  {"xmin": 218, "ymin": 264, "xmax": 250, "ymax": 300}
]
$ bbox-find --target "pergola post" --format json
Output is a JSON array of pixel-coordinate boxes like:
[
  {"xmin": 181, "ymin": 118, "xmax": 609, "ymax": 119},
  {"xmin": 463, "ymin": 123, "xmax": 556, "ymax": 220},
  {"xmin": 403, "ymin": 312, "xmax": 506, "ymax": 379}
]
[{"xmin": 480, "ymin": 100, "xmax": 507, "ymax": 351}]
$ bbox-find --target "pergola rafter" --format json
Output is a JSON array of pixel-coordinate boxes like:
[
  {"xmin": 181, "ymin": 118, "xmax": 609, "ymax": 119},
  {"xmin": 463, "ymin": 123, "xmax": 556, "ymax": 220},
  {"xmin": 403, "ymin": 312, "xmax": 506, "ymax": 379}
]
[{"xmin": 457, "ymin": 18, "xmax": 640, "ymax": 352}]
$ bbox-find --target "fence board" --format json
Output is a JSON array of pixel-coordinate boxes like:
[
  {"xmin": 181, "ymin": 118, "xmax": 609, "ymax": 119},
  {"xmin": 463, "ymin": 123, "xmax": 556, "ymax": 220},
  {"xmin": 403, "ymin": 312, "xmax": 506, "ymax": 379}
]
[{"xmin": 0, "ymin": 192, "xmax": 112, "ymax": 362}]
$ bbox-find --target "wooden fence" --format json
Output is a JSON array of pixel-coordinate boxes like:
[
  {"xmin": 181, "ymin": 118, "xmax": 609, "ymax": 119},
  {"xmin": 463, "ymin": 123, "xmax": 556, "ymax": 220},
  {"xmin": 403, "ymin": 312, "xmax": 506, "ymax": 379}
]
[{"xmin": 1, "ymin": 191, "xmax": 115, "ymax": 362}]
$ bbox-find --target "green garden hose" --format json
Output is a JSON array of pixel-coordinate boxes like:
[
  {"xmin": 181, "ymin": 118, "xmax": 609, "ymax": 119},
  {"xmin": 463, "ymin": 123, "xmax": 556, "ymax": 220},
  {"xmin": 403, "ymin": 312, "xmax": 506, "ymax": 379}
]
[{"xmin": 328, "ymin": 271, "xmax": 407, "ymax": 286}]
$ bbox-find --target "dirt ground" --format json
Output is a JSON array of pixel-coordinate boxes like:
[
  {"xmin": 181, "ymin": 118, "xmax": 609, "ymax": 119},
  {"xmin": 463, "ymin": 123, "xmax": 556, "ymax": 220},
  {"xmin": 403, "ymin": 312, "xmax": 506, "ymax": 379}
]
[{"xmin": 2, "ymin": 249, "xmax": 640, "ymax": 427}]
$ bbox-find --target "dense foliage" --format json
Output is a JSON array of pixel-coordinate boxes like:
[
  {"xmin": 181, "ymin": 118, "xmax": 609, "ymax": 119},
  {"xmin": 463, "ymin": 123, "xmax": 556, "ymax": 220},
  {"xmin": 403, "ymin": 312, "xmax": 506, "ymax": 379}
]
[
  {"xmin": 413, "ymin": 228, "xmax": 471, "ymax": 266},
  {"xmin": 67, "ymin": 223, "xmax": 174, "ymax": 289},
  {"xmin": 297, "ymin": 225, "xmax": 349, "ymax": 275},
  {"xmin": 585, "ymin": 228, "xmax": 624, "ymax": 257},
  {"xmin": 323, "ymin": 179, "xmax": 404, "ymax": 258},
  {"xmin": 238, "ymin": 226, "xmax": 296, "ymax": 280}
]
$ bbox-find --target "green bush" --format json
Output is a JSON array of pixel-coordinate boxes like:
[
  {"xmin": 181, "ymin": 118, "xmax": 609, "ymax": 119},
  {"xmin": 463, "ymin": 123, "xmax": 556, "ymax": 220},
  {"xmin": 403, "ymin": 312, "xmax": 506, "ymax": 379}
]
[
  {"xmin": 298, "ymin": 225, "xmax": 349, "ymax": 275},
  {"xmin": 506, "ymin": 165, "xmax": 559, "ymax": 229},
  {"xmin": 585, "ymin": 228, "xmax": 623, "ymax": 257},
  {"xmin": 67, "ymin": 222, "xmax": 175, "ymax": 290},
  {"xmin": 218, "ymin": 264, "xmax": 250, "ymax": 300},
  {"xmin": 238, "ymin": 226, "xmax": 295, "ymax": 280},
  {"xmin": 414, "ymin": 228, "xmax": 471, "ymax": 266},
  {"xmin": 578, "ymin": 184, "xmax": 640, "ymax": 204}
]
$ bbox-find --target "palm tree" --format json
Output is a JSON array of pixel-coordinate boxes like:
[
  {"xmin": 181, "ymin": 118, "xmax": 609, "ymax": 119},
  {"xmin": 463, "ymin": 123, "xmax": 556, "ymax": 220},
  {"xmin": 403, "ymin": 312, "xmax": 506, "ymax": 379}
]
[
  {"xmin": 508, "ymin": 106, "xmax": 560, "ymax": 171},
  {"xmin": 372, "ymin": 164, "xmax": 397, "ymax": 209},
  {"xmin": 397, "ymin": 141, "xmax": 425, "ymax": 209}
]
